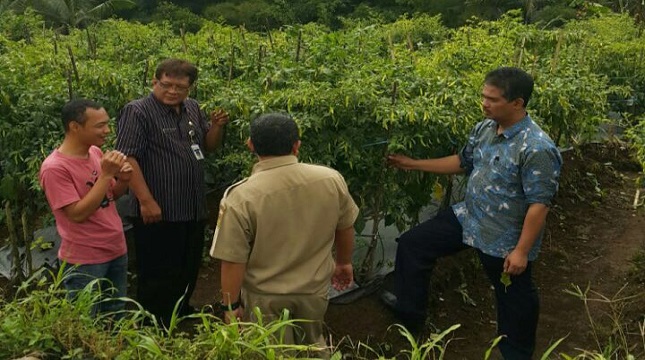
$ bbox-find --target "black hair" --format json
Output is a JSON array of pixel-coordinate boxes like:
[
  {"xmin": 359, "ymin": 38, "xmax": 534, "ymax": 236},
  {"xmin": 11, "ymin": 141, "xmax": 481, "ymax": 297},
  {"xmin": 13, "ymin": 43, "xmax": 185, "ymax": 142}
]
[
  {"xmin": 155, "ymin": 58, "xmax": 198, "ymax": 85},
  {"xmin": 484, "ymin": 67, "xmax": 534, "ymax": 108},
  {"xmin": 250, "ymin": 113, "xmax": 299, "ymax": 156},
  {"xmin": 61, "ymin": 98, "xmax": 102, "ymax": 131}
]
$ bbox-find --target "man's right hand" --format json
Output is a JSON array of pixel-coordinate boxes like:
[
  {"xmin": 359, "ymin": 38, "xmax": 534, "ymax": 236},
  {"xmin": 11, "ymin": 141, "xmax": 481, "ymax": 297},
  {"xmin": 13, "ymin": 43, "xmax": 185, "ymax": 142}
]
[
  {"xmin": 224, "ymin": 306, "xmax": 244, "ymax": 325},
  {"xmin": 387, "ymin": 154, "xmax": 464, "ymax": 175},
  {"xmin": 100, "ymin": 150, "xmax": 127, "ymax": 177},
  {"xmin": 140, "ymin": 198, "xmax": 162, "ymax": 224},
  {"xmin": 387, "ymin": 154, "xmax": 417, "ymax": 170}
]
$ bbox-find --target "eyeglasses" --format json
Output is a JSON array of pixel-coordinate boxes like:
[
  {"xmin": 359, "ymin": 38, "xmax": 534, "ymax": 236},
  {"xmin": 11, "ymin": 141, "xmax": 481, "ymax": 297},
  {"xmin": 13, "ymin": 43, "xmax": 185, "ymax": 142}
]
[{"xmin": 157, "ymin": 80, "xmax": 191, "ymax": 92}]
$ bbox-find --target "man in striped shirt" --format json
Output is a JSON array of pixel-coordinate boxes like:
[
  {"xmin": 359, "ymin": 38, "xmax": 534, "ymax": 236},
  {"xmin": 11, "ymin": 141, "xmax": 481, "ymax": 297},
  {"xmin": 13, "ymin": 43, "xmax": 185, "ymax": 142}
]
[{"xmin": 115, "ymin": 59, "xmax": 229, "ymax": 325}]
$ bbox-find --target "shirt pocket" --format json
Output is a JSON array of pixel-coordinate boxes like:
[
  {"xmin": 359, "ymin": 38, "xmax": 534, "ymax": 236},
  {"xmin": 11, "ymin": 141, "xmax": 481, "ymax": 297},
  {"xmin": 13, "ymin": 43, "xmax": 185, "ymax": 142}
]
[{"xmin": 490, "ymin": 157, "xmax": 522, "ymax": 189}]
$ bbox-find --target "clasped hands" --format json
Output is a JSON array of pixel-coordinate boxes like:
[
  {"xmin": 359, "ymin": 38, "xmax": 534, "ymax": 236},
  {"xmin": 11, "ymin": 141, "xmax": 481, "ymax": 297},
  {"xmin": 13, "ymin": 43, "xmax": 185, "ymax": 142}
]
[{"xmin": 100, "ymin": 150, "xmax": 132, "ymax": 180}]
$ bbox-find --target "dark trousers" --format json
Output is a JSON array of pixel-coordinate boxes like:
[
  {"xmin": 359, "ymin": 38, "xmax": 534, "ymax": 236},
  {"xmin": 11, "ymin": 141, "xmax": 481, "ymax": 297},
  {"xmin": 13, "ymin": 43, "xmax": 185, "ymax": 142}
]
[
  {"xmin": 132, "ymin": 219, "xmax": 205, "ymax": 324},
  {"xmin": 393, "ymin": 208, "xmax": 538, "ymax": 360}
]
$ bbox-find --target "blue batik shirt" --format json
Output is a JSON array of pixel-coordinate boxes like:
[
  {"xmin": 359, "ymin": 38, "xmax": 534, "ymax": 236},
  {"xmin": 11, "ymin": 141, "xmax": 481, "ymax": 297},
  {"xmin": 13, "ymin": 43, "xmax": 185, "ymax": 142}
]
[{"xmin": 451, "ymin": 115, "xmax": 562, "ymax": 261}]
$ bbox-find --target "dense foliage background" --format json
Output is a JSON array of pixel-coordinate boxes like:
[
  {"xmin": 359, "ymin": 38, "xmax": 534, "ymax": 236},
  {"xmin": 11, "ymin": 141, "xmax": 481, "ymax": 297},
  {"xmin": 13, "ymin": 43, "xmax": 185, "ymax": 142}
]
[
  {"xmin": 0, "ymin": 2, "xmax": 644, "ymax": 359},
  {"xmin": 0, "ymin": 5, "xmax": 645, "ymax": 278},
  {"xmin": 1, "ymin": 5, "xmax": 644, "ymax": 279}
]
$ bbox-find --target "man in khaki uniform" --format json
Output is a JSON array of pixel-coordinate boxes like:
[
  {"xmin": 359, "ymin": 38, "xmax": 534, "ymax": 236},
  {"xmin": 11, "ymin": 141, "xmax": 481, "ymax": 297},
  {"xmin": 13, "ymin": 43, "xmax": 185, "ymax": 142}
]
[{"xmin": 210, "ymin": 113, "xmax": 358, "ymax": 352}]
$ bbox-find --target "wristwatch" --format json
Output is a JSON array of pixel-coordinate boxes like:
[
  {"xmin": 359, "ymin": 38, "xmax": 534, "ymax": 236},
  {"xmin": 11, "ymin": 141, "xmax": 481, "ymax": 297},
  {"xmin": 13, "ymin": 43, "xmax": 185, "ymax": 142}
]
[{"xmin": 218, "ymin": 299, "xmax": 242, "ymax": 311}]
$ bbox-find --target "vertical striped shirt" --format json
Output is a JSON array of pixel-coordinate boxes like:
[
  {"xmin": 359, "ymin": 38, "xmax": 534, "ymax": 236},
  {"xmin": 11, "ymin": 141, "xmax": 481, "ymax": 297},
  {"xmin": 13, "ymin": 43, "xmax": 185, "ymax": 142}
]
[{"xmin": 115, "ymin": 94, "xmax": 210, "ymax": 222}]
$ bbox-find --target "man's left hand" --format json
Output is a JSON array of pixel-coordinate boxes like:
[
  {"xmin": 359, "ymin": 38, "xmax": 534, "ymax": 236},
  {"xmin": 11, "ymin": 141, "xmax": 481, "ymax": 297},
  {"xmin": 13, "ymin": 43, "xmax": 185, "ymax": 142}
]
[
  {"xmin": 332, "ymin": 263, "xmax": 353, "ymax": 291},
  {"xmin": 504, "ymin": 249, "xmax": 528, "ymax": 275},
  {"xmin": 117, "ymin": 161, "xmax": 133, "ymax": 182},
  {"xmin": 210, "ymin": 109, "xmax": 229, "ymax": 127}
]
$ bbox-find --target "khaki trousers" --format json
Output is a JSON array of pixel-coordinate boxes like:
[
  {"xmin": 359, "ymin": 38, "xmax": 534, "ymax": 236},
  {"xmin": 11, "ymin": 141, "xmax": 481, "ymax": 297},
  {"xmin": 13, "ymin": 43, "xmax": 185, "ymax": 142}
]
[{"xmin": 242, "ymin": 288, "xmax": 330, "ymax": 358}]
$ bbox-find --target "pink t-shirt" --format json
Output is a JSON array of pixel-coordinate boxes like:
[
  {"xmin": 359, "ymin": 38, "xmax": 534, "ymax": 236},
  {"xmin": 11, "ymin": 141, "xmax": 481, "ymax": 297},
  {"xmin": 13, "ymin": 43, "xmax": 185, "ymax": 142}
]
[{"xmin": 39, "ymin": 146, "xmax": 126, "ymax": 264}]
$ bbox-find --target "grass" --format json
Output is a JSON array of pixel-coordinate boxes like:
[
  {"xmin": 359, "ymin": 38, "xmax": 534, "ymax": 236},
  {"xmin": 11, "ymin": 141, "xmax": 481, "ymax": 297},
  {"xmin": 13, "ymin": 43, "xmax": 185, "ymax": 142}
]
[
  {"xmin": 0, "ymin": 267, "xmax": 322, "ymax": 359},
  {"xmin": 1, "ymin": 269, "xmax": 643, "ymax": 359},
  {"xmin": 562, "ymin": 283, "xmax": 645, "ymax": 360}
]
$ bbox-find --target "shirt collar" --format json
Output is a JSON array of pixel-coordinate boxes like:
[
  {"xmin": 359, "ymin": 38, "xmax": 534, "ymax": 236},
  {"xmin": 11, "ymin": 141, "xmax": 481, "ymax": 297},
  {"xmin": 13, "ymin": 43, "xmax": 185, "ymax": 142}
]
[
  {"xmin": 496, "ymin": 114, "xmax": 532, "ymax": 139},
  {"xmin": 252, "ymin": 155, "xmax": 298, "ymax": 174}
]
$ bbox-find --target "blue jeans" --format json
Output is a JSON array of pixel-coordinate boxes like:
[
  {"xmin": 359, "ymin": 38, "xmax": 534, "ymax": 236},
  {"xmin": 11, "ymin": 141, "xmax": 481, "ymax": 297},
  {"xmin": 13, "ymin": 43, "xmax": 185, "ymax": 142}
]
[{"xmin": 60, "ymin": 254, "xmax": 128, "ymax": 317}]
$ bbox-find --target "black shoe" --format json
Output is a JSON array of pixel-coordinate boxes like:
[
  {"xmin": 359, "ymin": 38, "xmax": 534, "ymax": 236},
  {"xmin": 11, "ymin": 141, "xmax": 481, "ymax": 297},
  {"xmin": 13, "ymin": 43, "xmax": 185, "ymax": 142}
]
[
  {"xmin": 380, "ymin": 291, "xmax": 399, "ymax": 311},
  {"xmin": 380, "ymin": 291, "xmax": 423, "ymax": 335}
]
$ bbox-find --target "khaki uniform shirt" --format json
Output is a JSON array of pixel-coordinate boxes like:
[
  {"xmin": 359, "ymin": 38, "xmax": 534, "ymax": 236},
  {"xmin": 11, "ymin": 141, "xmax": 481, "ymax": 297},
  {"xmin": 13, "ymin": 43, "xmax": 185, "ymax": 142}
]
[{"xmin": 210, "ymin": 155, "xmax": 359, "ymax": 296}]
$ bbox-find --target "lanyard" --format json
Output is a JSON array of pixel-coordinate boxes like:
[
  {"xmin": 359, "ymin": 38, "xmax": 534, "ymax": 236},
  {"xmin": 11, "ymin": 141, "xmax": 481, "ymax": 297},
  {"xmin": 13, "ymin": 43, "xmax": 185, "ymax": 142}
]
[
  {"xmin": 187, "ymin": 120, "xmax": 204, "ymax": 160},
  {"xmin": 188, "ymin": 121, "xmax": 196, "ymax": 144}
]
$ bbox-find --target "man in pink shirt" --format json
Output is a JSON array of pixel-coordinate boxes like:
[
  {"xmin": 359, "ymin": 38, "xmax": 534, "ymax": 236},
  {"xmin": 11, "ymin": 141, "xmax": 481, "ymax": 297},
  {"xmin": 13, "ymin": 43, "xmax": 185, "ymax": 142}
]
[{"xmin": 39, "ymin": 99, "xmax": 132, "ymax": 316}]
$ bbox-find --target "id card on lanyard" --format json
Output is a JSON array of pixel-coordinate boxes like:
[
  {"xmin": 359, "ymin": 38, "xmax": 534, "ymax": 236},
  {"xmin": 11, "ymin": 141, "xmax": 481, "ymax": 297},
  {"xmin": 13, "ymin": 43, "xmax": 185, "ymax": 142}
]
[{"xmin": 188, "ymin": 121, "xmax": 205, "ymax": 160}]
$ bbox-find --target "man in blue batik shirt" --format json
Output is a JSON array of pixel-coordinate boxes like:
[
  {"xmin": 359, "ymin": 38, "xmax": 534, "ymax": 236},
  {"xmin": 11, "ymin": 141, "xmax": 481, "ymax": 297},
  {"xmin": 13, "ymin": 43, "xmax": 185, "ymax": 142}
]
[{"xmin": 382, "ymin": 67, "xmax": 562, "ymax": 360}]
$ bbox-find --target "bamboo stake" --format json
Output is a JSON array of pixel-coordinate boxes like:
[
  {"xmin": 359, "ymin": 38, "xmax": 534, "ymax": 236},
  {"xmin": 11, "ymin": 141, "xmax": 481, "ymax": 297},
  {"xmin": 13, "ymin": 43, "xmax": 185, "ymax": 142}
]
[
  {"xmin": 67, "ymin": 45, "xmax": 80, "ymax": 84},
  {"xmin": 639, "ymin": 49, "xmax": 644, "ymax": 80},
  {"xmin": 194, "ymin": 60, "xmax": 199, "ymax": 99},
  {"xmin": 5, "ymin": 202, "xmax": 24, "ymax": 283},
  {"xmin": 258, "ymin": 45, "xmax": 264, "ymax": 73},
  {"xmin": 21, "ymin": 209, "xmax": 32, "ymax": 277},
  {"xmin": 142, "ymin": 59, "xmax": 149, "ymax": 91},
  {"xmin": 65, "ymin": 67, "xmax": 74, "ymax": 100},
  {"xmin": 180, "ymin": 26, "xmax": 188, "ymax": 53},
  {"xmin": 92, "ymin": 32, "xmax": 97, "ymax": 58},
  {"xmin": 634, "ymin": 189, "xmax": 641, "ymax": 209},
  {"xmin": 359, "ymin": 215, "xmax": 381, "ymax": 280},
  {"xmin": 551, "ymin": 32, "xmax": 563, "ymax": 74},
  {"xmin": 239, "ymin": 26, "xmax": 247, "ymax": 55},
  {"xmin": 516, "ymin": 36, "xmax": 526, "ymax": 68},
  {"xmin": 228, "ymin": 31, "xmax": 235, "ymax": 85},
  {"xmin": 85, "ymin": 28, "xmax": 95, "ymax": 59},
  {"xmin": 295, "ymin": 29, "xmax": 302, "ymax": 63},
  {"xmin": 359, "ymin": 131, "xmax": 393, "ymax": 280},
  {"xmin": 407, "ymin": 33, "xmax": 417, "ymax": 65},
  {"xmin": 266, "ymin": 26, "xmax": 274, "ymax": 51}
]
